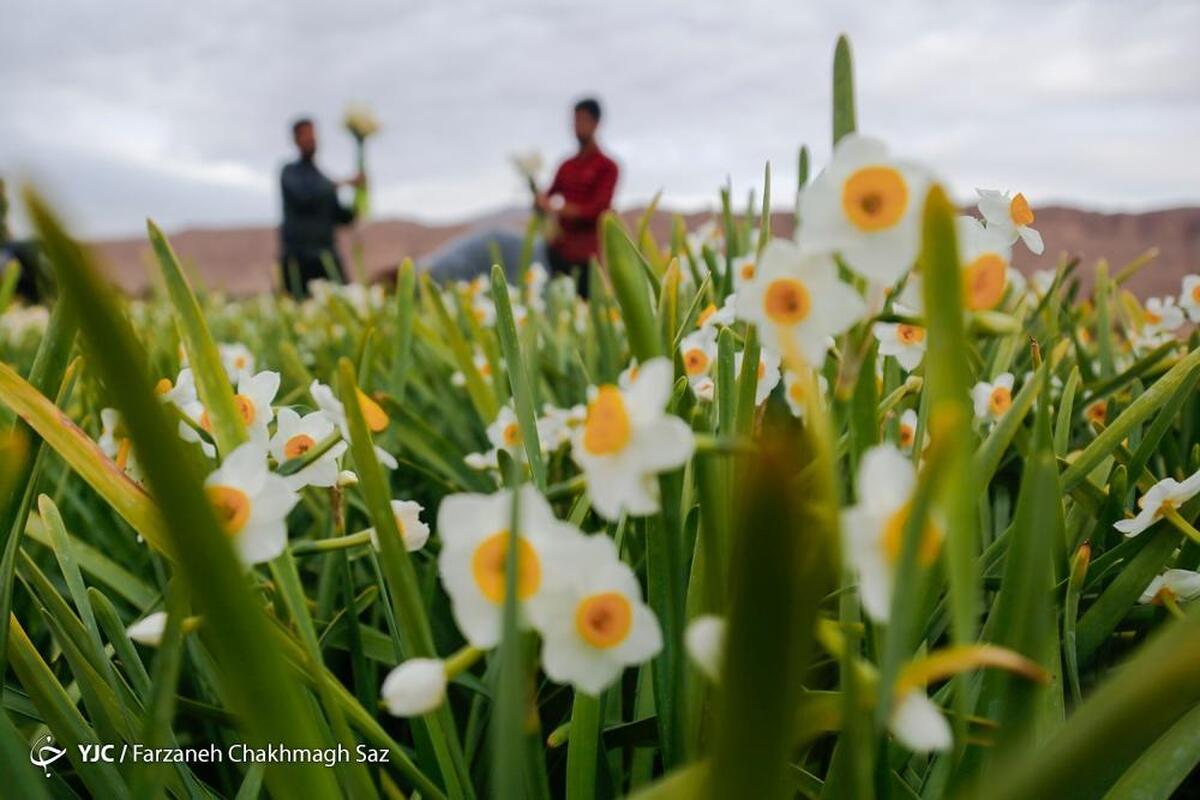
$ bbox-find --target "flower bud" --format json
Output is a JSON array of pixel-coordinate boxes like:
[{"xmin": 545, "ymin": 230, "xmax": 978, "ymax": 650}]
[
  {"xmin": 381, "ymin": 659, "xmax": 447, "ymax": 717},
  {"xmin": 126, "ymin": 612, "xmax": 168, "ymax": 647},
  {"xmin": 685, "ymin": 615, "xmax": 726, "ymax": 682},
  {"xmin": 337, "ymin": 470, "xmax": 359, "ymax": 487}
]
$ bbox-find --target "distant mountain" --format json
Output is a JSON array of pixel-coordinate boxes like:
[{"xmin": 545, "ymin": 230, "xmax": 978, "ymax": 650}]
[{"xmin": 88, "ymin": 205, "xmax": 1199, "ymax": 298}]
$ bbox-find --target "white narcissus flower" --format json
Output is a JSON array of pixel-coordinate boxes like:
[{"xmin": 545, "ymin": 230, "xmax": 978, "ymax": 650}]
[
  {"xmin": 842, "ymin": 445, "xmax": 942, "ymax": 622},
  {"xmin": 380, "ymin": 658, "xmax": 447, "ymax": 717},
  {"xmin": 1180, "ymin": 275, "xmax": 1200, "ymax": 322},
  {"xmin": 310, "ymin": 380, "xmax": 397, "ymax": 470},
  {"xmin": 799, "ymin": 135, "xmax": 931, "ymax": 285},
  {"xmin": 890, "ymin": 690, "xmax": 952, "ymax": 753},
  {"xmin": 696, "ymin": 294, "xmax": 737, "ymax": 330},
  {"xmin": 219, "ymin": 343, "xmax": 256, "ymax": 382},
  {"xmin": 269, "ymin": 408, "xmax": 347, "ymax": 490},
  {"xmin": 956, "ymin": 216, "xmax": 1014, "ymax": 312},
  {"xmin": 873, "ymin": 310, "xmax": 926, "ymax": 371},
  {"xmin": 782, "ymin": 370, "xmax": 829, "ymax": 419},
  {"xmin": 369, "ymin": 500, "xmax": 431, "ymax": 552},
  {"xmin": 976, "ymin": 188, "xmax": 1044, "ymax": 255},
  {"xmin": 537, "ymin": 404, "xmax": 586, "ymax": 452},
  {"xmin": 734, "ymin": 239, "xmax": 866, "ymax": 366},
  {"xmin": 570, "ymin": 358, "xmax": 695, "ymax": 521},
  {"xmin": 734, "ymin": 347, "xmax": 782, "ymax": 406},
  {"xmin": 99, "ymin": 408, "xmax": 141, "ymax": 481},
  {"xmin": 126, "ymin": 612, "xmax": 167, "ymax": 647},
  {"xmin": 486, "ymin": 405, "xmax": 526, "ymax": 456},
  {"xmin": 897, "ymin": 409, "xmax": 923, "ymax": 454},
  {"xmin": 229, "ymin": 370, "xmax": 281, "ymax": 443},
  {"xmin": 731, "ymin": 253, "xmax": 758, "ymax": 287},
  {"xmin": 678, "ymin": 327, "xmax": 717, "ymax": 383},
  {"xmin": 691, "ymin": 376, "xmax": 715, "ymax": 403},
  {"xmin": 1142, "ymin": 296, "xmax": 1184, "ymax": 336},
  {"xmin": 537, "ymin": 534, "xmax": 662, "ymax": 695},
  {"xmin": 437, "ymin": 485, "xmax": 576, "ymax": 649},
  {"xmin": 971, "ymin": 373, "xmax": 1015, "ymax": 424},
  {"xmin": 204, "ymin": 442, "xmax": 299, "ymax": 567},
  {"xmin": 464, "ymin": 450, "xmax": 500, "ymax": 471},
  {"xmin": 1139, "ymin": 569, "xmax": 1200, "ymax": 605},
  {"xmin": 1114, "ymin": 472, "xmax": 1200, "ymax": 537},
  {"xmin": 685, "ymin": 615, "xmax": 726, "ymax": 682}
]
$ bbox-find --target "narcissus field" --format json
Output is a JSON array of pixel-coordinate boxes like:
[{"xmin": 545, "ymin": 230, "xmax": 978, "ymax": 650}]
[{"xmin": 3, "ymin": 37, "xmax": 1200, "ymax": 800}]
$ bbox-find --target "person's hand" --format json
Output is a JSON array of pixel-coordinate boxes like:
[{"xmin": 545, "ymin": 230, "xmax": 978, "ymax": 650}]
[{"xmin": 340, "ymin": 173, "xmax": 366, "ymax": 189}]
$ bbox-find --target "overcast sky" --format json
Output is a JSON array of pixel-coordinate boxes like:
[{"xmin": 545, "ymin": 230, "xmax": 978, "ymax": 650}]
[{"xmin": 3, "ymin": 0, "xmax": 1198, "ymax": 238}]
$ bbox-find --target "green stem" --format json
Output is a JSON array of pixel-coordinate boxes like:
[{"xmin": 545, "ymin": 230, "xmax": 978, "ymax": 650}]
[
  {"xmin": 1165, "ymin": 507, "xmax": 1200, "ymax": 544},
  {"xmin": 565, "ymin": 692, "xmax": 602, "ymax": 800}
]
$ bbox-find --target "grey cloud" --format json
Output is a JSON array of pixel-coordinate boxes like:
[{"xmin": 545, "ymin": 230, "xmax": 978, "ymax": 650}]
[{"xmin": 2, "ymin": 0, "xmax": 1197, "ymax": 238}]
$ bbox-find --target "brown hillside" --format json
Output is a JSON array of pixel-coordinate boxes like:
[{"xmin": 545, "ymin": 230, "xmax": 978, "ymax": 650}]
[{"xmin": 88, "ymin": 206, "xmax": 1200, "ymax": 298}]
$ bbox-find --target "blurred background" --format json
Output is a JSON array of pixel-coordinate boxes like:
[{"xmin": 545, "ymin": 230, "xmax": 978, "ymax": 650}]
[{"xmin": 3, "ymin": 0, "xmax": 1198, "ymax": 292}]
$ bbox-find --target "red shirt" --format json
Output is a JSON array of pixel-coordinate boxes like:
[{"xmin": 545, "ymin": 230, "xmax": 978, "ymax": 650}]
[{"xmin": 546, "ymin": 146, "xmax": 619, "ymax": 263}]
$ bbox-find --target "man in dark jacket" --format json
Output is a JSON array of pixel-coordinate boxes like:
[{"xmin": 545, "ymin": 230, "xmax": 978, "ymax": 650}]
[{"xmin": 279, "ymin": 118, "xmax": 362, "ymax": 297}]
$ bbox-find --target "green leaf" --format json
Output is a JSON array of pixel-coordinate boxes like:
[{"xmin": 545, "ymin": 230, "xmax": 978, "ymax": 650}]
[
  {"xmin": 147, "ymin": 219, "xmax": 247, "ymax": 457},
  {"xmin": 604, "ymin": 214, "xmax": 664, "ymax": 363},
  {"xmin": 979, "ymin": 606, "xmax": 1200, "ymax": 800},
  {"xmin": 709, "ymin": 420, "xmax": 838, "ymax": 799},
  {"xmin": 832, "ymin": 35, "xmax": 857, "ymax": 145},
  {"xmin": 1061, "ymin": 347, "xmax": 1200, "ymax": 491},
  {"xmin": 337, "ymin": 358, "xmax": 473, "ymax": 798},
  {"xmin": 28, "ymin": 190, "xmax": 342, "ymax": 799},
  {"xmin": 491, "ymin": 264, "xmax": 547, "ymax": 487}
]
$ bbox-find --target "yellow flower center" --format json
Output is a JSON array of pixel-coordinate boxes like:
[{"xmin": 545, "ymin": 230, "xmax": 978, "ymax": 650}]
[
  {"xmin": 583, "ymin": 386, "xmax": 632, "ymax": 455},
  {"xmin": 788, "ymin": 380, "xmax": 806, "ymax": 404},
  {"xmin": 1145, "ymin": 309, "xmax": 1162, "ymax": 326},
  {"xmin": 881, "ymin": 501, "xmax": 942, "ymax": 566},
  {"xmin": 201, "ymin": 395, "xmax": 256, "ymax": 432},
  {"xmin": 963, "ymin": 253, "xmax": 1008, "ymax": 311},
  {"xmin": 696, "ymin": 303, "xmax": 717, "ymax": 327},
  {"xmin": 1191, "ymin": 285, "xmax": 1200, "ymax": 304},
  {"xmin": 989, "ymin": 386, "xmax": 1012, "ymax": 416},
  {"xmin": 154, "ymin": 378, "xmax": 173, "ymax": 396},
  {"xmin": 763, "ymin": 278, "xmax": 812, "ymax": 326},
  {"xmin": 503, "ymin": 422, "xmax": 522, "ymax": 447},
  {"xmin": 1009, "ymin": 193, "xmax": 1034, "ymax": 226},
  {"xmin": 1085, "ymin": 402, "xmax": 1106, "ymax": 425},
  {"xmin": 684, "ymin": 348, "xmax": 710, "ymax": 376},
  {"xmin": 358, "ymin": 389, "xmax": 389, "ymax": 433},
  {"xmin": 756, "ymin": 361, "xmax": 766, "ymax": 379},
  {"xmin": 207, "ymin": 485, "xmax": 251, "ymax": 535},
  {"xmin": 899, "ymin": 424, "xmax": 914, "ymax": 449},
  {"xmin": 471, "ymin": 531, "xmax": 541, "ymax": 603},
  {"xmin": 740, "ymin": 262, "xmax": 756, "ymax": 281},
  {"xmin": 234, "ymin": 355, "xmax": 249, "ymax": 371},
  {"xmin": 284, "ymin": 433, "xmax": 317, "ymax": 460},
  {"xmin": 234, "ymin": 395, "xmax": 256, "ymax": 426},
  {"xmin": 842, "ymin": 166, "xmax": 908, "ymax": 232},
  {"xmin": 575, "ymin": 591, "xmax": 633, "ymax": 649},
  {"xmin": 896, "ymin": 324, "xmax": 925, "ymax": 345}
]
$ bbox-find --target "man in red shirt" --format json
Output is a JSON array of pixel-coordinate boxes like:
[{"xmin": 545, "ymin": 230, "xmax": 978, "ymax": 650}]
[{"xmin": 536, "ymin": 98, "xmax": 618, "ymax": 298}]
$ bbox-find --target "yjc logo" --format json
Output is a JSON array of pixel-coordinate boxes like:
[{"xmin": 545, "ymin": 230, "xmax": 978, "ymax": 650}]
[{"xmin": 29, "ymin": 733, "xmax": 66, "ymax": 777}]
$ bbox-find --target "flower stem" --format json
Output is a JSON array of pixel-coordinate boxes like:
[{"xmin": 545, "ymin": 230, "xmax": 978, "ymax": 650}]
[
  {"xmin": 290, "ymin": 531, "xmax": 371, "ymax": 555},
  {"xmin": 443, "ymin": 645, "xmax": 484, "ymax": 678},
  {"xmin": 1164, "ymin": 507, "xmax": 1200, "ymax": 544}
]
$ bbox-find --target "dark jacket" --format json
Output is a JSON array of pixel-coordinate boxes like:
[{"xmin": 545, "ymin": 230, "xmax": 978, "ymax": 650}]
[{"xmin": 279, "ymin": 157, "xmax": 355, "ymax": 258}]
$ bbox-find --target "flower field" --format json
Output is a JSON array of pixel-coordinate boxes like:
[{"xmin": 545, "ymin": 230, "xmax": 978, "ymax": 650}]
[{"xmin": 4, "ymin": 37, "xmax": 1200, "ymax": 800}]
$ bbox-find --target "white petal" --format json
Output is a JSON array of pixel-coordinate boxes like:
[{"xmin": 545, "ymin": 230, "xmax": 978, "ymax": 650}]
[{"xmin": 890, "ymin": 691, "xmax": 952, "ymax": 753}]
